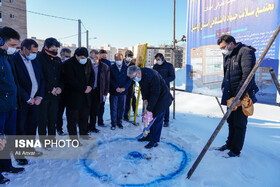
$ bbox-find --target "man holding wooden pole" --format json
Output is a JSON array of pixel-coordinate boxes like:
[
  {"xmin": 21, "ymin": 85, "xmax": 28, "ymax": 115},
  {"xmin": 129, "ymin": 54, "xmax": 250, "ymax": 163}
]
[{"xmin": 217, "ymin": 35, "xmax": 259, "ymax": 157}]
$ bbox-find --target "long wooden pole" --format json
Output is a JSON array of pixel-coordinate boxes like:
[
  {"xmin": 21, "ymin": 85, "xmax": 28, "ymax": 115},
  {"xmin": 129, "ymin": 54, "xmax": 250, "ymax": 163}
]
[
  {"xmin": 215, "ymin": 97, "xmax": 225, "ymax": 115},
  {"xmin": 187, "ymin": 24, "xmax": 280, "ymax": 179},
  {"xmin": 172, "ymin": 0, "xmax": 176, "ymax": 119},
  {"xmin": 269, "ymin": 68, "xmax": 280, "ymax": 95}
]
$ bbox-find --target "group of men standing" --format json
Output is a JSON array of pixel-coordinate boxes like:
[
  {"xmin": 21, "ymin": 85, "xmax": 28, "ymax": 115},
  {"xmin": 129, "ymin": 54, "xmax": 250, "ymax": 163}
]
[
  {"xmin": 0, "ymin": 25, "xmax": 257, "ymax": 184},
  {"xmin": 0, "ymin": 27, "xmax": 176, "ymax": 184}
]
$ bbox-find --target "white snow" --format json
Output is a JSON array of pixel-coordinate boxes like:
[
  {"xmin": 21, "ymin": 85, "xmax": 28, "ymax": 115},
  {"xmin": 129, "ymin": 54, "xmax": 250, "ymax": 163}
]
[{"xmin": 3, "ymin": 68, "xmax": 280, "ymax": 187}]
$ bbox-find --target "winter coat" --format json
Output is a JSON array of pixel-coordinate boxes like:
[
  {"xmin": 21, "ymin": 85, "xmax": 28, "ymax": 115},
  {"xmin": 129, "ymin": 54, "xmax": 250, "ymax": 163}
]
[
  {"xmin": 109, "ymin": 62, "xmax": 131, "ymax": 96},
  {"xmin": 139, "ymin": 68, "xmax": 173, "ymax": 117},
  {"xmin": 0, "ymin": 49, "xmax": 17, "ymax": 112},
  {"xmin": 64, "ymin": 57, "xmax": 94, "ymax": 110},
  {"xmin": 153, "ymin": 61, "xmax": 175, "ymax": 88},
  {"xmin": 93, "ymin": 61, "xmax": 110, "ymax": 103},
  {"xmin": 221, "ymin": 42, "xmax": 259, "ymax": 105},
  {"xmin": 36, "ymin": 49, "xmax": 63, "ymax": 100}
]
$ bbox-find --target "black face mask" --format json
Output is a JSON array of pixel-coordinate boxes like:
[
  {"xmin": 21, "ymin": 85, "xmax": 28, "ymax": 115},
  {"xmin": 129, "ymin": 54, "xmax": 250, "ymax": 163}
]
[
  {"xmin": 44, "ymin": 48, "xmax": 58, "ymax": 57},
  {"xmin": 100, "ymin": 58, "xmax": 106, "ymax": 62},
  {"xmin": 50, "ymin": 51, "xmax": 58, "ymax": 56}
]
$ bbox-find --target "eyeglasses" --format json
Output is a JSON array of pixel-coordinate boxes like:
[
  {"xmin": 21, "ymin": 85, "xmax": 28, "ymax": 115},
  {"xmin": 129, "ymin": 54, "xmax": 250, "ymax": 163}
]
[{"xmin": 220, "ymin": 45, "xmax": 228, "ymax": 50}]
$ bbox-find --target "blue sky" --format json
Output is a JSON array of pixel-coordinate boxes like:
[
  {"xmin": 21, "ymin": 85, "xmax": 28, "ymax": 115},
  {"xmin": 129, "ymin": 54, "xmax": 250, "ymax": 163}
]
[{"xmin": 26, "ymin": 0, "xmax": 187, "ymax": 48}]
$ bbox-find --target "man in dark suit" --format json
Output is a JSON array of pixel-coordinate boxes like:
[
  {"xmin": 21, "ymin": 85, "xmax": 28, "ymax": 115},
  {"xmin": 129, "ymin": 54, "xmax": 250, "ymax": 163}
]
[
  {"xmin": 64, "ymin": 47, "xmax": 94, "ymax": 139},
  {"xmin": 56, "ymin": 48, "xmax": 71, "ymax": 135},
  {"xmin": 123, "ymin": 50, "xmax": 136, "ymax": 121},
  {"xmin": 12, "ymin": 39, "xmax": 45, "ymax": 162},
  {"xmin": 97, "ymin": 49, "xmax": 111, "ymax": 126},
  {"xmin": 37, "ymin": 38, "xmax": 63, "ymax": 142},
  {"xmin": 109, "ymin": 53, "xmax": 131, "ymax": 130},
  {"xmin": 127, "ymin": 65, "xmax": 173, "ymax": 149},
  {"xmin": 153, "ymin": 53, "xmax": 175, "ymax": 127},
  {"xmin": 88, "ymin": 49, "xmax": 110, "ymax": 133}
]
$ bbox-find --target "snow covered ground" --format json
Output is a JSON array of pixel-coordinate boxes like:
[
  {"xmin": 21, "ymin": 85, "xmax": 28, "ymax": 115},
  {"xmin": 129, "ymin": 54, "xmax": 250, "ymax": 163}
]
[{"xmin": 3, "ymin": 69, "xmax": 280, "ymax": 187}]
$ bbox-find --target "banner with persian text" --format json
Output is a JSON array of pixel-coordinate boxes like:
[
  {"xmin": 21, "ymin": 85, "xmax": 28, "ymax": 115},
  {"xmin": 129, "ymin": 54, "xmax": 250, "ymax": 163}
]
[{"xmin": 185, "ymin": 0, "xmax": 280, "ymax": 105}]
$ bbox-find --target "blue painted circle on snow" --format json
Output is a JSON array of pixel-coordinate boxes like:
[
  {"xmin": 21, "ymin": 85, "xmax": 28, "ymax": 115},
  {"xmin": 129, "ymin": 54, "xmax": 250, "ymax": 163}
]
[{"xmin": 81, "ymin": 137, "xmax": 189, "ymax": 186}]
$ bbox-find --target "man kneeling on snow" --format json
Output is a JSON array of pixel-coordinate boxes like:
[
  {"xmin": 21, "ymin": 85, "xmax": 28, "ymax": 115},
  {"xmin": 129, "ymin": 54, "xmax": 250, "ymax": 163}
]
[
  {"xmin": 127, "ymin": 65, "xmax": 173, "ymax": 149},
  {"xmin": 217, "ymin": 34, "xmax": 259, "ymax": 157}
]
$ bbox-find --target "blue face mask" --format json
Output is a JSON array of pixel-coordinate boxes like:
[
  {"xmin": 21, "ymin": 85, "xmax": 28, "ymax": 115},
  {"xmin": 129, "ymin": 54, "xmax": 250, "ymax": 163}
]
[
  {"xmin": 27, "ymin": 53, "xmax": 37, "ymax": 61},
  {"xmin": 79, "ymin": 58, "xmax": 87, "ymax": 65},
  {"xmin": 133, "ymin": 76, "xmax": 141, "ymax": 82}
]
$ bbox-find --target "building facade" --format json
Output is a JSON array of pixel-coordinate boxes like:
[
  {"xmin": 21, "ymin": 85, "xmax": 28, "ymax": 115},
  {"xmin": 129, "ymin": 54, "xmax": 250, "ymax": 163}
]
[
  {"xmin": 0, "ymin": 0, "xmax": 27, "ymax": 39},
  {"xmin": 159, "ymin": 45, "xmax": 184, "ymax": 68},
  {"xmin": 96, "ymin": 44, "xmax": 117, "ymax": 61}
]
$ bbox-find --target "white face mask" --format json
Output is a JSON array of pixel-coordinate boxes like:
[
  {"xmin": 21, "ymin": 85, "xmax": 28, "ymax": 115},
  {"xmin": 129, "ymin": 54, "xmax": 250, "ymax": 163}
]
[
  {"xmin": 63, "ymin": 57, "xmax": 69, "ymax": 62},
  {"xmin": 116, "ymin": 60, "xmax": 122, "ymax": 66},
  {"xmin": 79, "ymin": 58, "xmax": 87, "ymax": 65},
  {"xmin": 157, "ymin": 60, "xmax": 163, "ymax": 65},
  {"xmin": 6, "ymin": 44, "xmax": 17, "ymax": 55},
  {"xmin": 126, "ymin": 57, "xmax": 131, "ymax": 62},
  {"xmin": 221, "ymin": 49, "xmax": 232, "ymax": 56}
]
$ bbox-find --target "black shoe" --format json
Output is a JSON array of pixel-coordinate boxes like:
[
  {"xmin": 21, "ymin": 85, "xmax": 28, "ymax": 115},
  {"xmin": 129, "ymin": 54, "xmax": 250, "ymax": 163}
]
[
  {"xmin": 98, "ymin": 123, "xmax": 106, "ymax": 127},
  {"xmin": 163, "ymin": 122, "xmax": 169, "ymax": 127},
  {"xmin": 217, "ymin": 144, "xmax": 230, "ymax": 151},
  {"xmin": 111, "ymin": 125, "xmax": 116, "ymax": 130},
  {"xmin": 117, "ymin": 124, "xmax": 123, "ymax": 129},
  {"xmin": 3, "ymin": 166, "xmax": 25, "ymax": 174},
  {"xmin": 144, "ymin": 141, "xmax": 158, "ymax": 149},
  {"xmin": 89, "ymin": 128, "xmax": 100, "ymax": 133},
  {"xmin": 81, "ymin": 135, "xmax": 92, "ymax": 140},
  {"xmin": 0, "ymin": 174, "xmax": 9, "ymax": 184},
  {"xmin": 15, "ymin": 158, "xmax": 29, "ymax": 166},
  {"xmin": 57, "ymin": 130, "xmax": 64, "ymax": 135},
  {"xmin": 225, "ymin": 151, "xmax": 240, "ymax": 158},
  {"xmin": 123, "ymin": 117, "xmax": 129, "ymax": 122},
  {"xmin": 137, "ymin": 136, "xmax": 149, "ymax": 142}
]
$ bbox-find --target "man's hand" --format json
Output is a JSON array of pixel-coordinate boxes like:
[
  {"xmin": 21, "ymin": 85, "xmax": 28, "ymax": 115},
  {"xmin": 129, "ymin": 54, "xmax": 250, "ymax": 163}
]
[
  {"xmin": 34, "ymin": 97, "xmax": 42, "ymax": 105},
  {"xmin": 55, "ymin": 87, "xmax": 62, "ymax": 95},
  {"xmin": 116, "ymin": 88, "xmax": 121, "ymax": 93},
  {"xmin": 0, "ymin": 139, "xmax": 7, "ymax": 151},
  {"xmin": 143, "ymin": 109, "xmax": 151, "ymax": 116},
  {"xmin": 143, "ymin": 100, "xmax": 148, "ymax": 107},
  {"xmin": 28, "ymin": 98, "xmax": 35, "ymax": 105},
  {"xmin": 119, "ymin": 88, "xmax": 125, "ymax": 93},
  {"xmin": 85, "ymin": 86, "xmax": 92, "ymax": 93},
  {"xmin": 51, "ymin": 87, "xmax": 57, "ymax": 96}
]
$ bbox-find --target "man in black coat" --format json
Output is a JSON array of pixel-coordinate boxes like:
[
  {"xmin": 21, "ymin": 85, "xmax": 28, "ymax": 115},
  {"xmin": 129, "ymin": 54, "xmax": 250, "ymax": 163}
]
[
  {"xmin": 64, "ymin": 47, "xmax": 94, "ymax": 139},
  {"xmin": 88, "ymin": 49, "xmax": 110, "ymax": 133},
  {"xmin": 127, "ymin": 65, "xmax": 173, "ymax": 149},
  {"xmin": 217, "ymin": 35, "xmax": 259, "ymax": 157},
  {"xmin": 12, "ymin": 39, "xmax": 45, "ymax": 163},
  {"xmin": 56, "ymin": 48, "xmax": 71, "ymax": 135},
  {"xmin": 97, "ymin": 49, "xmax": 111, "ymax": 126},
  {"xmin": 153, "ymin": 53, "xmax": 175, "ymax": 127},
  {"xmin": 123, "ymin": 50, "xmax": 137, "ymax": 121},
  {"xmin": 37, "ymin": 38, "xmax": 63, "ymax": 142}
]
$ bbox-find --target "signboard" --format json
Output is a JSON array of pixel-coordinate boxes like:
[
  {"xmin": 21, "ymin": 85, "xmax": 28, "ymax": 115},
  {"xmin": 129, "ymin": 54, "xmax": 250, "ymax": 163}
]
[
  {"xmin": 136, "ymin": 43, "xmax": 148, "ymax": 67},
  {"xmin": 186, "ymin": 0, "xmax": 280, "ymax": 105}
]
